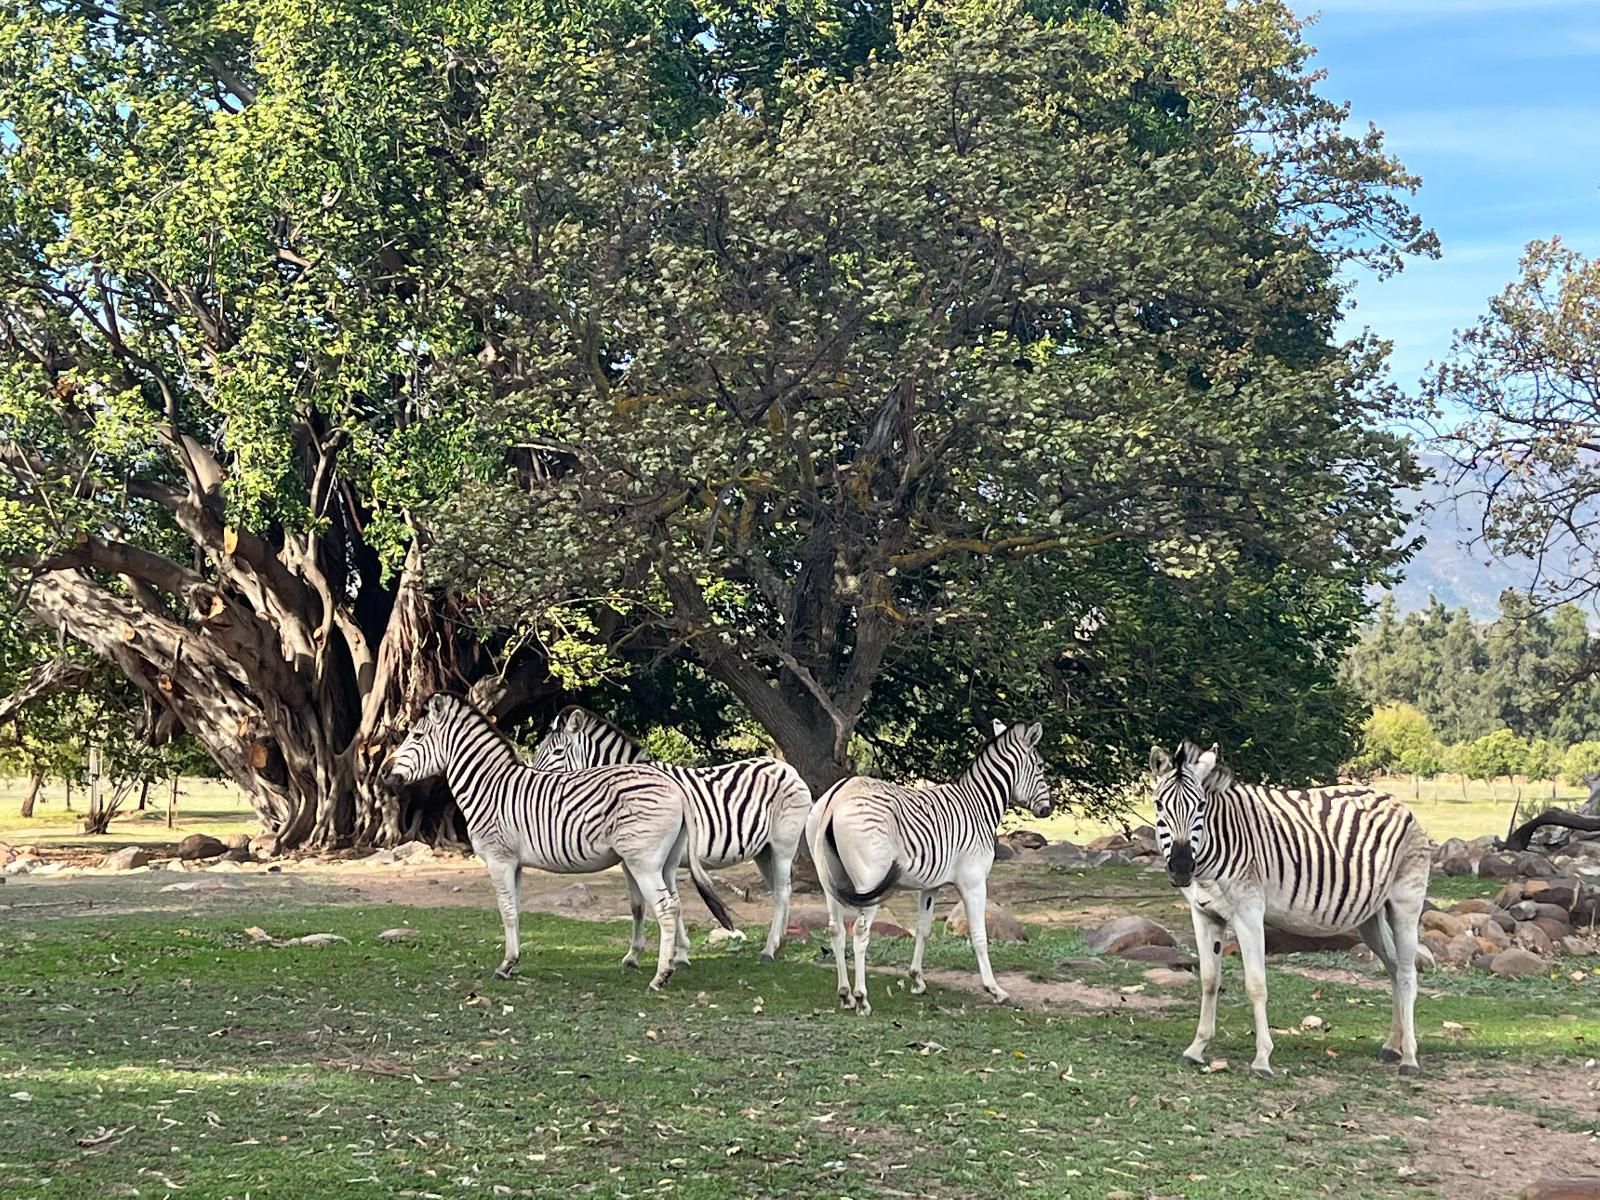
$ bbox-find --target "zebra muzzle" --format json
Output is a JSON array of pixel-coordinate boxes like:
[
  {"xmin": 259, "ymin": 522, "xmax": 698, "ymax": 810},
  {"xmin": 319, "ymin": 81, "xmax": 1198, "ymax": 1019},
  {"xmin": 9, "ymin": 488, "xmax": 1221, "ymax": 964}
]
[{"xmin": 1167, "ymin": 844, "xmax": 1194, "ymax": 888}]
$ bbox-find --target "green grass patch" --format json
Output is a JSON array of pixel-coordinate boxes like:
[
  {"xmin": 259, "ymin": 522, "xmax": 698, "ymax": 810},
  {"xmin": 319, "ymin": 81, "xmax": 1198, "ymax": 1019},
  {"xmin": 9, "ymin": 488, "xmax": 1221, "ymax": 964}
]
[{"xmin": 2, "ymin": 898, "xmax": 1597, "ymax": 1199}]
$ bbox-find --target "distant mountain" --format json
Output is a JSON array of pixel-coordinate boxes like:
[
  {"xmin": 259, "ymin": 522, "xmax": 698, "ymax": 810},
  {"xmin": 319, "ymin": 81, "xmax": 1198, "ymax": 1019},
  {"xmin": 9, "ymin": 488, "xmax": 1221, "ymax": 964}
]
[{"xmin": 1376, "ymin": 455, "xmax": 1536, "ymax": 617}]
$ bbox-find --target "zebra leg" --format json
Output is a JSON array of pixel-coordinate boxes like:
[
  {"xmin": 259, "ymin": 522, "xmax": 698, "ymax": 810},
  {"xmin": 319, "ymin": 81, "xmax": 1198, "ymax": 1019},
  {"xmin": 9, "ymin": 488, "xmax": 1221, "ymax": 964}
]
[
  {"xmin": 647, "ymin": 877, "xmax": 682, "ymax": 992},
  {"xmin": 956, "ymin": 872, "xmax": 1009, "ymax": 1006},
  {"xmin": 850, "ymin": 906, "xmax": 877, "ymax": 1017},
  {"xmin": 1182, "ymin": 908, "xmax": 1228, "ymax": 1066},
  {"xmin": 755, "ymin": 847, "xmax": 794, "ymax": 963},
  {"xmin": 486, "ymin": 857, "xmax": 523, "ymax": 981},
  {"xmin": 1358, "ymin": 912, "xmax": 1403, "ymax": 1062},
  {"xmin": 1232, "ymin": 911, "xmax": 1275, "ymax": 1077},
  {"xmin": 825, "ymin": 891, "xmax": 854, "ymax": 1008},
  {"xmin": 908, "ymin": 888, "xmax": 937, "ymax": 995},
  {"xmin": 662, "ymin": 861, "xmax": 693, "ymax": 968},
  {"xmin": 1385, "ymin": 898, "xmax": 1424, "ymax": 1076},
  {"xmin": 619, "ymin": 865, "xmax": 648, "ymax": 970}
]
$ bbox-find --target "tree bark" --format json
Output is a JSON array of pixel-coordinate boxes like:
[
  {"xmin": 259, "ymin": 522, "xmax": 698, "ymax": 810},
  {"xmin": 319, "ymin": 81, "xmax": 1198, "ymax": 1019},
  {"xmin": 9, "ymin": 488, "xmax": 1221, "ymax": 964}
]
[{"xmin": 20, "ymin": 770, "xmax": 41, "ymax": 818}]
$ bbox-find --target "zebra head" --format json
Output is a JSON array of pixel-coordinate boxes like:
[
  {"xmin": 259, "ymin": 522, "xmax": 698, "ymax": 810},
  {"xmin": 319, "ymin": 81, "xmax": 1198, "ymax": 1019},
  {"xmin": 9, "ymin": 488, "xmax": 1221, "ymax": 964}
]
[
  {"xmin": 1149, "ymin": 739, "xmax": 1233, "ymax": 888},
  {"xmin": 531, "ymin": 706, "xmax": 645, "ymax": 772},
  {"xmin": 991, "ymin": 718, "xmax": 1055, "ymax": 818},
  {"xmin": 383, "ymin": 693, "xmax": 459, "ymax": 788}
]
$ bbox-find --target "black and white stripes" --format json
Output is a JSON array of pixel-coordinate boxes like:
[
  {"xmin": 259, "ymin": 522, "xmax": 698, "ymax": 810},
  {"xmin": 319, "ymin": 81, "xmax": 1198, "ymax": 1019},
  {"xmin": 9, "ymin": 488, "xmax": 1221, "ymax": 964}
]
[
  {"xmin": 1150, "ymin": 740, "xmax": 1433, "ymax": 1076},
  {"xmin": 807, "ymin": 719, "xmax": 1055, "ymax": 1014},
  {"xmin": 384, "ymin": 694, "xmax": 732, "ymax": 990},
  {"xmin": 532, "ymin": 706, "xmax": 813, "ymax": 959}
]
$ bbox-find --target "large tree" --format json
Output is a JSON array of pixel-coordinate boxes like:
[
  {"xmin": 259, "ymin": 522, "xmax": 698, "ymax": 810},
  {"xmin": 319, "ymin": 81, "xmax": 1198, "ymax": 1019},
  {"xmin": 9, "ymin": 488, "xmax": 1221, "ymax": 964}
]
[{"xmin": 431, "ymin": 1, "xmax": 1432, "ymax": 790}]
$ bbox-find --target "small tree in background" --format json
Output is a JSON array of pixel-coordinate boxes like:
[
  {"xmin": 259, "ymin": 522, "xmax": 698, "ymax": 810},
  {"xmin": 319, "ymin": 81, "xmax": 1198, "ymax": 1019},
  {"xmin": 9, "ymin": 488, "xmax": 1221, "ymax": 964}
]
[
  {"xmin": 1561, "ymin": 742, "xmax": 1600, "ymax": 789},
  {"xmin": 1352, "ymin": 703, "xmax": 1440, "ymax": 796},
  {"xmin": 1461, "ymin": 730, "xmax": 1532, "ymax": 801}
]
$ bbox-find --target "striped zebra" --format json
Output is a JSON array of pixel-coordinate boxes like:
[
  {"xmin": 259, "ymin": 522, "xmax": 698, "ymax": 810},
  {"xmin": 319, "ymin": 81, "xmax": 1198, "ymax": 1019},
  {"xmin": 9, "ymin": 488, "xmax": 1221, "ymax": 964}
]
[
  {"xmin": 532, "ymin": 706, "xmax": 814, "ymax": 961},
  {"xmin": 383, "ymin": 694, "xmax": 734, "ymax": 991},
  {"xmin": 1150, "ymin": 740, "xmax": 1432, "ymax": 1077},
  {"xmin": 807, "ymin": 720, "xmax": 1055, "ymax": 1015}
]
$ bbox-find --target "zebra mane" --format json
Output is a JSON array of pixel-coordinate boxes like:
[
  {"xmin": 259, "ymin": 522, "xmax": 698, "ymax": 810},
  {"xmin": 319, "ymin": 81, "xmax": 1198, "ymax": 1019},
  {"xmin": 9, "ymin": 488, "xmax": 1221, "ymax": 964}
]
[
  {"xmin": 554, "ymin": 704, "xmax": 646, "ymax": 755},
  {"xmin": 431, "ymin": 692, "xmax": 520, "ymax": 755}
]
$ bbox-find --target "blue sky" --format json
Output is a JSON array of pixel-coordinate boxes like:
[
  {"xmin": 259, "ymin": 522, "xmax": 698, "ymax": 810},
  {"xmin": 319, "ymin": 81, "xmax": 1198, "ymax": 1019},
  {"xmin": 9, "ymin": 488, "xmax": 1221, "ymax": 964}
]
[{"xmin": 1303, "ymin": 0, "xmax": 1600, "ymax": 394}]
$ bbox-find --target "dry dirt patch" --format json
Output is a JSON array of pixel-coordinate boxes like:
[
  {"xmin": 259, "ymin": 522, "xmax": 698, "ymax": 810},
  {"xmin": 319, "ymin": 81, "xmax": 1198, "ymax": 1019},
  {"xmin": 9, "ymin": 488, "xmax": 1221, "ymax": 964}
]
[{"xmin": 918, "ymin": 967, "xmax": 1183, "ymax": 1013}]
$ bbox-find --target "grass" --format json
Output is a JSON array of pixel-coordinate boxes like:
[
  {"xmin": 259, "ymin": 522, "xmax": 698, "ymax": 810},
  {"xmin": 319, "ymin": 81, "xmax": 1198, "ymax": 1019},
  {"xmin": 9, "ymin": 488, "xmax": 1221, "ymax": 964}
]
[
  {"xmin": 1035, "ymin": 773, "xmax": 1580, "ymax": 847},
  {"xmin": 0, "ymin": 779, "xmax": 255, "ymax": 855},
  {"xmin": 2, "ymin": 884, "xmax": 1597, "ymax": 1200}
]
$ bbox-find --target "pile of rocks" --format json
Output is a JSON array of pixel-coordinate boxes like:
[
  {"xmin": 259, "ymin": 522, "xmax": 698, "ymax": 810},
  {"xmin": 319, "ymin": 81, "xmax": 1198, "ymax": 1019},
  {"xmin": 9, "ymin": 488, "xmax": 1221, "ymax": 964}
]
[
  {"xmin": 1, "ymin": 842, "xmax": 66, "ymax": 877},
  {"xmin": 1417, "ymin": 877, "xmax": 1600, "ymax": 976},
  {"xmin": 1023, "ymin": 826, "xmax": 1165, "ymax": 870},
  {"xmin": 1434, "ymin": 834, "xmax": 1600, "ymax": 882}
]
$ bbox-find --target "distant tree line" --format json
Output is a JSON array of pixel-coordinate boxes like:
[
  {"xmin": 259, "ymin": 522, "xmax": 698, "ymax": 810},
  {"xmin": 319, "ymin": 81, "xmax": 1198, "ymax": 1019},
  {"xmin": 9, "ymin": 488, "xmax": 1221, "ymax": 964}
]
[{"xmin": 1345, "ymin": 591, "xmax": 1600, "ymax": 792}]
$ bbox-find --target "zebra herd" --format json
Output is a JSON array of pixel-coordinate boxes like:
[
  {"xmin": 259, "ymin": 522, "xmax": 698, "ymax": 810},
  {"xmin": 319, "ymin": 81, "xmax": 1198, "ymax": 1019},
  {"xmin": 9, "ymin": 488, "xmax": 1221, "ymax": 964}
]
[{"xmin": 385, "ymin": 694, "xmax": 1436, "ymax": 1076}]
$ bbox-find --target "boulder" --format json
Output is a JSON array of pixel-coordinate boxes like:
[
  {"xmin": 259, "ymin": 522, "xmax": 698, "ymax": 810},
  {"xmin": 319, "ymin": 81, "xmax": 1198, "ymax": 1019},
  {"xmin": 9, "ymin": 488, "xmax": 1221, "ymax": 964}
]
[
  {"xmin": 1440, "ymin": 931, "xmax": 1480, "ymax": 967},
  {"xmin": 388, "ymin": 840, "xmax": 435, "ymax": 864},
  {"xmin": 1477, "ymin": 921, "xmax": 1511, "ymax": 951},
  {"xmin": 1561, "ymin": 935, "xmax": 1595, "ymax": 957},
  {"xmin": 1083, "ymin": 915, "xmax": 1176, "ymax": 955},
  {"xmin": 378, "ymin": 928, "xmax": 420, "ymax": 942},
  {"xmin": 1524, "ymin": 881, "xmax": 1581, "ymax": 909},
  {"xmin": 1089, "ymin": 849, "xmax": 1133, "ymax": 867},
  {"xmin": 1007, "ymin": 830, "xmax": 1048, "ymax": 851},
  {"xmin": 1511, "ymin": 900, "xmax": 1572, "ymax": 925},
  {"xmin": 1119, "ymin": 944, "xmax": 1198, "ymax": 968},
  {"xmin": 1494, "ymin": 882, "xmax": 1527, "ymax": 909},
  {"xmin": 1516, "ymin": 851, "xmax": 1557, "ymax": 878},
  {"xmin": 1420, "ymin": 928, "xmax": 1451, "ymax": 962},
  {"xmin": 945, "ymin": 902, "xmax": 1029, "ymax": 943},
  {"xmin": 100, "ymin": 846, "xmax": 150, "ymax": 871},
  {"xmin": 1453, "ymin": 898, "xmax": 1498, "ymax": 916},
  {"xmin": 1521, "ymin": 1180, "xmax": 1600, "ymax": 1200},
  {"xmin": 1414, "ymin": 942, "xmax": 1436, "ymax": 969},
  {"xmin": 1421, "ymin": 910, "xmax": 1468, "ymax": 938},
  {"xmin": 706, "ymin": 927, "xmax": 746, "ymax": 948},
  {"xmin": 871, "ymin": 921, "xmax": 911, "ymax": 939},
  {"xmin": 1514, "ymin": 922, "xmax": 1554, "ymax": 956},
  {"xmin": 992, "ymin": 839, "xmax": 1017, "ymax": 862},
  {"xmin": 1491, "ymin": 947, "xmax": 1548, "ymax": 978},
  {"xmin": 553, "ymin": 883, "xmax": 596, "ymax": 910},
  {"xmin": 1088, "ymin": 833, "xmax": 1132, "ymax": 852},
  {"xmin": 177, "ymin": 833, "xmax": 226, "ymax": 861},
  {"xmin": 1037, "ymin": 842, "xmax": 1089, "ymax": 869},
  {"xmin": 1434, "ymin": 837, "xmax": 1476, "ymax": 876},
  {"xmin": 223, "ymin": 833, "xmax": 252, "ymax": 852},
  {"xmin": 784, "ymin": 907, "xmax": 832, "ymax": 937},
  {"xmin": 1472, "ymin": 952, "xmax": 1498, "ymax": 973},
  {"xmin": 1143, "ymin": 967, "xmax": 1196, "ymax": 988},
  {"xmin": 1534, "ymin": 917, "xmax": 1571, "ymax": 944},
  {"xmin": 1478, "ymin": 852, "xmax": 1521, "ymax": 879},
  {"xmin": 249, "ymin": 833, "xmax": 279, "ymax": 860},
  {"xmin": 281, "ymin": 933, "xmax": 349, "ymax": 947},
  {"xmin": 1434, "ymin": 836, "xmax": 1470, "ymax": 863},
  {"xmin": 1492, "ymin": 912, "xmax": 1517, "ymax": 933},
  {"xmin": 1128, "ymin": 825, "xmax": 1159, "ymax": 853}
]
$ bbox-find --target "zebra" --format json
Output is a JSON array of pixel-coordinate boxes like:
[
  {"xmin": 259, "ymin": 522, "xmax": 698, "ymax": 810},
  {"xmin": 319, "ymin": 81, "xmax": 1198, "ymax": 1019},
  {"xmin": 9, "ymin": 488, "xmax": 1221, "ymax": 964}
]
[
  {"xmin": 1150, "ymin": 740, "xmax": 1432, "ymax": 1077},
  {"xmin": 382, "ymin": 693, "xmax": 734, "ymax": 991},
  {"xmin": 807, "ymin": 719, "xmax": 1055, "ymax": 1016},
  {"xmin": 532, "ymin": 706, "xmax": 814, "ymax": 961}
]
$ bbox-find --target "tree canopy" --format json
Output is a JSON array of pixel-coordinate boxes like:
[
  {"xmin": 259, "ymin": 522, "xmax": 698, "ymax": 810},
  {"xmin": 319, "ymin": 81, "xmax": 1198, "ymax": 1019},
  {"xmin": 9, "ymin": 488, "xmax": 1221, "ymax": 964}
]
[{"xmin": 0, "ymin": 0, "xmax": 1433, "ymax": 844}]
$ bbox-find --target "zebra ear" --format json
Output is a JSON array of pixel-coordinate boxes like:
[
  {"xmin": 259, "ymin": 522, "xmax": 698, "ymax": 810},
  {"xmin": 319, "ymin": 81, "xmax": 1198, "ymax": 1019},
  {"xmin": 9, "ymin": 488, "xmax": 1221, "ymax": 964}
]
[
  {"xmin": 992, "ymin": 718, "xmax": 1007, "ymax": 737},
  {"xmin": 1149, "ymin": 745, "xmax": 1172, "ymax": 776},
  {"xmin": 1203, "ymin": 762, "xmax": 1234, "ymax": 796},
  {"xmin": 1024, "ymin": 721, "xmax": 1043, "ymax": 746},
  {"xmin": 426, "ymin": 693, "xmax": 446, "ymax": 716}
]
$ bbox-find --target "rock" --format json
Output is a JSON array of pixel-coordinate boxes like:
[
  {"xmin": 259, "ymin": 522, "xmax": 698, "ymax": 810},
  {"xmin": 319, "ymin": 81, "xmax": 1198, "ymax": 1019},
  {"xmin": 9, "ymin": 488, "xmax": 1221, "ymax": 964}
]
[
  {"xmin": 707, "ymin": 927, "xmax": 746, "ymax": 948},
  {"xmin": 991, "ymin": 839, "xmax": 1017, "ymax": 862},
  {"xmin": 1088, "ymin": 833, "xmax": 1132, "ymax": 852},
  {"xmin": 1, "ymin": 857, "xmax": 40, "ymax": 877},
  {"xmin": 1472, "ymin": 952, "xmax": 1498, "ymax": 973},
  {"xmin": 1492, "ymin": 947, "xmax": 1548, "ymax": 977},
  {"xmin": 1435, "ymin": 837, "xmax": 1477, "ymax": 876},
  {"xmin": 871, "ymin": 921, "xmax": 911, "ymax": 938},
  {"xmin": 1534, "ymin": 916, "xmax": 1571, "ymax": 943},
  {"xmin": 553, "ymin": 883, "xmax": 596, "ymax": 910},
  {"xmin": 165, "ymin": 857, "xmax": 191, "ymax": 873},
  {"xmin": 1477, "ymin": 921, "xmax": 1511, "ymax": 951},
  {"xmin": 1516, "ymin": 851, "xmax": 1557, "ymax": 878},
  {"xmin": 1414, "ymin": 942, "xmax": 1436, "ymax": 969},
  {"xmin": 1453, "ymin": 898, "xmax": 1498, "ymax": 916},
  {"xmin": 1511, "ymin": 900, "xmax": 1571, "ymax": 924},
  {"xmin": 1478, "ymin": 852, "xmax": 1521, "ymax": 879},
  {"xmin": 1089, "ymin": 849, "xmax": 1132, "ymax": 867},
  {"xmin": 100, "ymin": 847, "xmax": 150, "ymax": 871},
  {"xmin": 1143, "ymin": 967, "xmax": 1196, "ymax": 988},
  {"xmin": 1516, "ymin": 921, "xmax": 1554, "ymax": 956},
  {"xmin": 1495, "ymin": 882, "xmax": 1527, "ymax": 909},
  {"xmin": 281, "ymin": 933, "xmax": 349, "ymax": 947},
  {"xmin": 1522, "ymin": 1180, "xmax": 1600, "ymax": 1200},
  {"xmin": 1492, "ymin": 912, "xmax": 1517, "ymax": 933},
  {"xmin": 1525, "ymin": 881, "xmax": 1581, "ymax": 909},
  {"xmin": 1128, "ymin": 824, "xmax": 1159, "ymax": 852},
  {"xmin": 1421, "ymin": 910, "xmax": 1468, "ymax": 938},
  {"xmin": 1420, "ymin": 928, "xmax": 1451, "ymax": 961},
  {"xmin": 1561, "ymin": 935, "xmax": 1594, "ymax": 957},
  {"xmin": 784, "ymin": 907, "xmax": 832, "ymax": 937},
  {"xmin": 1349, "ymin": 943, "xmax": 1376, "ymax": 964},
  {"xmin": 1007, "ymin": 829, "xmax": 1047, "ymax": 851},
  {"xmin": 249, "ymin": 833, "xmax": 279, "ymax": 859},
  {"xmin": 160, "ymin": 877, "xmax": 243, "ymax": 892},
  {"xmin": 1037, "ymin": 842, "xmax": 1089, "ymax": 869},
  {"xmin": 388, "ymin": 840, "xmax": 435, "ymax": 864},
  {"xmin": 1439, "ymin": 931, "xmax": 1479, "ymax": 966},
  {"xmin": 1119, "ymin": 945, "xmax": 1198, "ymax": 967},
  {"xmin": 1056, "ymin": 957, "xmax": 1106, "ymax": 972},
  {"xmin": 223, "ymin": 833, "xmax": 252, "ymax": 852},
  {"xmin": 945, "ymin": 903, "xmax": 1029, "ymax": 942},
  {"xmin": 177, "ymin": 833, "xmax": 226, "ymax": 861},
  {"xmin": 1265, "ymin": 928, "xmax": 1360, "ymax": 954},
  {"xmin": 1083, "ymin": 915, "xmax": 1176, "ymax": 955},
  {"xmin": 378, "ymin": 928, "xmax": 420, "ymax": 942}
]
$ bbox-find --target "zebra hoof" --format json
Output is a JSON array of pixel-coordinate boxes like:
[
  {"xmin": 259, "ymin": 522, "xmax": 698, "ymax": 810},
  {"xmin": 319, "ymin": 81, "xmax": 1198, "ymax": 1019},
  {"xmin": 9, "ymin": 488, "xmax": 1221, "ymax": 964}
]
[
  {"xmin": 648, "ymin": 971, "xmax": 673, "ymax": 992},
  {"xmin": 619, "ymin": 957, "xmax": 640, "ymax": 971},
  {"xmin": 1377, "ymin": 1046, "xmax": 1402, "ymax": 1063},
  {"xmin": 1250, "ymin": 1065, "xmax": 1275, "ymax": 1079},
  {"xmin": 909, "ymin": 974, "xmax": 926, "ymax": 996},
  {"xmin": 492, "ymin": 964, "xmax": 517, "ymax": 981},
  {"xmin": 854, "ymin": 994, "xmax": 872, "ymax": 1017},
  {"xmin": 759, "ymin": 951, "xmax": 776, "ymax": 964},
  {"xmin": 990, "ymin": 992, "xmax": 1016, "ymax": 1008},
  {"xmin": 1180, "ymin": 1053, "xmax": 1206, "ymax": 1068},
  {"xmin": 1398, "ymin": 1064, "xmax": 1420, "ymax": 1078}
]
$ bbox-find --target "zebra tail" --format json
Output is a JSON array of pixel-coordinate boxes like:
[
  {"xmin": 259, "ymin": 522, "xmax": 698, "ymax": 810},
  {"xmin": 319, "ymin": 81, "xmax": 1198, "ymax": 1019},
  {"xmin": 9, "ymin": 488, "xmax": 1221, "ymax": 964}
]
[
  {"xmin": 680, "ymin": 793, "xmax": 736, "ymax": 931},
  {"xmin": 823, "ymin": 818, "xmax": 900, "ymax": 907}
]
